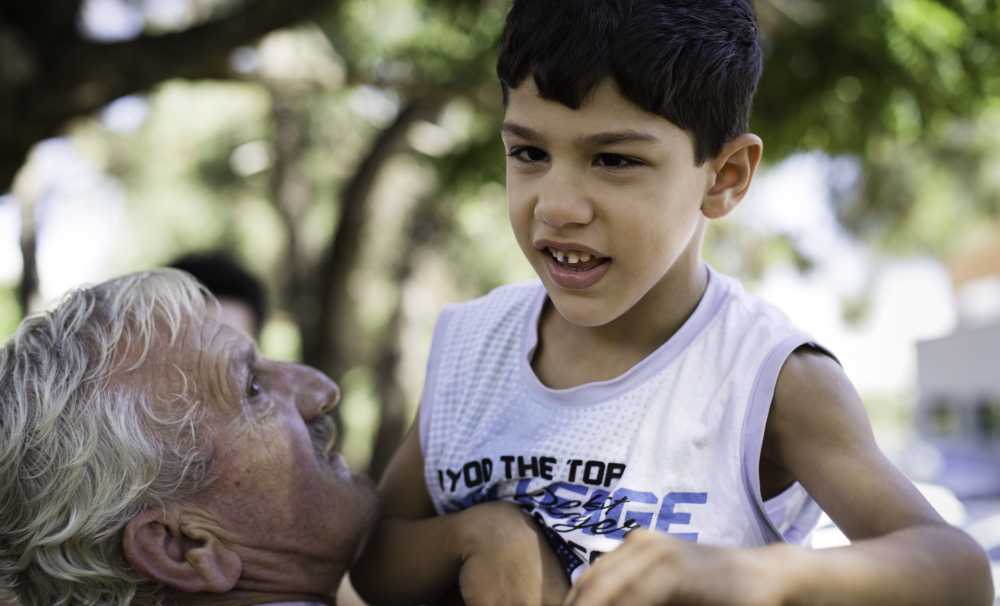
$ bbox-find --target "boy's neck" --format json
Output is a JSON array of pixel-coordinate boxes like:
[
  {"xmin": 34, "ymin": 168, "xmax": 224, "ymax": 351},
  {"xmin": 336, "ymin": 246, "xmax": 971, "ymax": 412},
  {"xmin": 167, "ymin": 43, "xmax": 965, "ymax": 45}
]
[{"xmin": 534, "ymin": 254, "xmax": 709, "ymax": 389}]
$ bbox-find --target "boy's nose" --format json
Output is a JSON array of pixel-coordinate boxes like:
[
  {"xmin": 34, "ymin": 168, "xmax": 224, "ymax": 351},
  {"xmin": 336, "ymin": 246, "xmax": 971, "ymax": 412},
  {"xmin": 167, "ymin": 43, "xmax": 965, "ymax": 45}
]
[{"xmin": 534, "ymin": 173, "xmax": 594, "ymax": 227}]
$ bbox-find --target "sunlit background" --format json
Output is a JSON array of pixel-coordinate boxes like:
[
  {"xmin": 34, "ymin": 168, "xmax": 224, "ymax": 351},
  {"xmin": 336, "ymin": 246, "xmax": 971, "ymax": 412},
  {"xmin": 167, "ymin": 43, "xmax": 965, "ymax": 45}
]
[{"xmin": 2, "ymin": 0, "xmax": 1000, "ymax": 599}]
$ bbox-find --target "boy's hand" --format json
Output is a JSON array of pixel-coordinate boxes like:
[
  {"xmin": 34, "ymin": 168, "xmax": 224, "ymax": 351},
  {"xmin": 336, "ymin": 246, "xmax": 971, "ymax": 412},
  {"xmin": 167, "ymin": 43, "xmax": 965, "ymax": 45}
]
[
  {"xmin": 563, "ymin": 530, "xmax": 782, "ymax": 606},
  {"xmin": 453, "ymin": 501, "xmax": 570, "ymax": 606}
]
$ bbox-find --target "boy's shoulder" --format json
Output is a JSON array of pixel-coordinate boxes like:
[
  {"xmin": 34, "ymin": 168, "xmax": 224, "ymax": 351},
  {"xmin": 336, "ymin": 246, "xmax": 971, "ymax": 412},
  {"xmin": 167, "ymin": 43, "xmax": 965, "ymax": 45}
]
[
  {"xmin": 442, "ymin": 279, "xmax": 543, "ymax": 317},
  {"xmin": 431, "ymin": 280, "xmax": 544, "ymax": 345},
  {"xmin": 717, "ymin": 271, "xmax": 799, "ymax": 329},
  {"xmin": 425, "ymin": 281, "xmax": 543, "ymax": 392},
  {"xmin": 709, "ymin": 270, "xmax": 833, "ymax": 362}
]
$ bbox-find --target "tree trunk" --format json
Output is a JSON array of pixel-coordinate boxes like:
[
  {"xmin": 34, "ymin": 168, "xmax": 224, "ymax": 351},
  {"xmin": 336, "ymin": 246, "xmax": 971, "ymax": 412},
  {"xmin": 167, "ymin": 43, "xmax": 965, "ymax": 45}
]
[
  {"xmin": 367, "ymin": 308, "xmax": 410, "ymax": 481},
  {"xmin": 300, "ymin": 98, "xmax": 441, "ymax": 375},
  {"xmin": 297, "ymin": 96, "xmax": 442, "ymax": 454},
  {"xmin": 16, "ymin": 196, "xmax": 38, "ymax": 318},
  {"xmin": 367, "ymin": 194, "xmax": 453, "ymax": 481},
  {"xmin": 267, "ymin": 87, "xmax": 309, "ymax": 318}
]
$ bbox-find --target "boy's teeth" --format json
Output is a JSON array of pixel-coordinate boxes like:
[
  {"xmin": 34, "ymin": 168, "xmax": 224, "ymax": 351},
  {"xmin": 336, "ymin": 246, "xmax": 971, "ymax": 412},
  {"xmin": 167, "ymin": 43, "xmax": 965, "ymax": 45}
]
[{"xmin": 548, "ymin": 247, "xmax": 600, "ymax": 265}]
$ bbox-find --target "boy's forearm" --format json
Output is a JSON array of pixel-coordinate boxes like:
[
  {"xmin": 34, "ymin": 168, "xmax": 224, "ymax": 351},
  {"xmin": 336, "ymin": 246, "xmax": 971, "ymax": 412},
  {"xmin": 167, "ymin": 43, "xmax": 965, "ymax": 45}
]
[
  {"xmin": 769, "ymin": 525, "xmax": 993, "ymax": 606},
  {"xmin": 351, "ymin": 514, "xmax": 464, "ymax": 606}
]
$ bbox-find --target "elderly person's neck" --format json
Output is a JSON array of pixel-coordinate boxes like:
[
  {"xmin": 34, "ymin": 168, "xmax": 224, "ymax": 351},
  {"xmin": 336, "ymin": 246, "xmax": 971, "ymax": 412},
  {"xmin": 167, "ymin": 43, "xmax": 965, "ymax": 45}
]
[
  {"xmin": 155, "ymin": 538, "xmax": 343, "ymax": 605},
  {"xmin": 164, "ymin": 589, "xmax": 334, "ymax": 605},
  {"xmin": 128, "ymin": 497, "xmax": 355, "ymax": 606}
]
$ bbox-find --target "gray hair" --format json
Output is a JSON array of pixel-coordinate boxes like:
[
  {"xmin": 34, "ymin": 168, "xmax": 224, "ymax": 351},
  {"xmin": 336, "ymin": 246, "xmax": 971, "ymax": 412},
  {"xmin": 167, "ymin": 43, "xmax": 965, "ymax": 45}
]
[{"xmin": 0, "ymin": 269, "xmax": 218, "ymax": 606}]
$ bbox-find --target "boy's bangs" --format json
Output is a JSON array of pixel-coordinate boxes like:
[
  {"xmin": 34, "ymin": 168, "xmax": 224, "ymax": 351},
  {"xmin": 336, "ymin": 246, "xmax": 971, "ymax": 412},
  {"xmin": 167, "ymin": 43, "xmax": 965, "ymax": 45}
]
[{"xmin": 496, "ymin": 0, "xmax": 618, "ymax": 110}]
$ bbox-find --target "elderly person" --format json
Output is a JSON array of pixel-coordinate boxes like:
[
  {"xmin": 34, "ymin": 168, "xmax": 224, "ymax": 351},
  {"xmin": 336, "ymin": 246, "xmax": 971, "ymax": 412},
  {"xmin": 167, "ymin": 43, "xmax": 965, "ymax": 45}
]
[{"xmin": 0, "ymin": 270, "xmax": 377, "ymax": 605}]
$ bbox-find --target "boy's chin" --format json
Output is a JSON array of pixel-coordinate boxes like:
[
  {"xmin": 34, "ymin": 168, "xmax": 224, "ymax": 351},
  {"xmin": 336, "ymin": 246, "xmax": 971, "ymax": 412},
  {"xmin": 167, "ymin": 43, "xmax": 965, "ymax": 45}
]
[{"xmin": 546, "ymin": 291, "xmax": 620, "ymax": 328}]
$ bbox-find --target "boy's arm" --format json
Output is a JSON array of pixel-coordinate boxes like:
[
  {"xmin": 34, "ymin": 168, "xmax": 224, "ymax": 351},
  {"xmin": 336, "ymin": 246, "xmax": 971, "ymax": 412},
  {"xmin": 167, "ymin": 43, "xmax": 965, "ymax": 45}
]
[
  {"xmin": 758, "ymin": 348, "xmax": 992, "ymax": 605},
  {"xmin": 350, "ymin": 418, "xmax": 569, "ymax": 606},
  {"xmin": 350, "ymin": 421, "xmax": 454, "ymax": 603},
  {"xmin": 565, "ymin": 348, "xmax": 994, "ymax": 606}
]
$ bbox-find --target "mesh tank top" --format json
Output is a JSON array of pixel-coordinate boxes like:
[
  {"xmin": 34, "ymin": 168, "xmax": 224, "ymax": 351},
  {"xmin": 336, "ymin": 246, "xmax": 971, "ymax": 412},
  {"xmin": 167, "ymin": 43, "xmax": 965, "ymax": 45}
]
[{"xmin": 420, "ymin": 267, "xmax": 825, "ymax": 581}]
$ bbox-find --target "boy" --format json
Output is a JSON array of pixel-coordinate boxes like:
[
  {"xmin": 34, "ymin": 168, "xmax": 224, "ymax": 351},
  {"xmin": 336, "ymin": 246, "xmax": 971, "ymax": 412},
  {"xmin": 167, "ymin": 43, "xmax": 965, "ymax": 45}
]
[{"xmin": 352, "ymin": 1, "xmax": 994, "ymax": 605}]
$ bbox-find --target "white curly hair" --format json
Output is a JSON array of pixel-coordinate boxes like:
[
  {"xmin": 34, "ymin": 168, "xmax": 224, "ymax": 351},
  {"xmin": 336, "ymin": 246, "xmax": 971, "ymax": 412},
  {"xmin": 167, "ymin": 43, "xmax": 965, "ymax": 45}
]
[{"xmin": 0, "ymin": 269, "xmax": 219, "ymax": 606}]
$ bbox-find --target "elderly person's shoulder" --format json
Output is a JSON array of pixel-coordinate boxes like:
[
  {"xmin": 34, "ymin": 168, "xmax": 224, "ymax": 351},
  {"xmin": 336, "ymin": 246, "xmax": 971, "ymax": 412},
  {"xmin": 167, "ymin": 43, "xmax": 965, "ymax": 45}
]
[{"xmin": 0, "ymin": 269, "xmax": 377, "ymax": 606}]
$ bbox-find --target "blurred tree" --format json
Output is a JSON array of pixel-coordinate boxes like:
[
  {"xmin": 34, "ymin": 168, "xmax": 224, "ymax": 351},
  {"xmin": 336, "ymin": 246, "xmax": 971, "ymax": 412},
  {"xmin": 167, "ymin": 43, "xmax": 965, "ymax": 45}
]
[
  {"xmin": 264, "ymin": 0, "xmax": 506, "ymax": 465},
  {"xmin": 3, "ymin": 0, "xmax": 1000, "ymax": 477},
  {"xmin": 756, "ymin": 0, "xmax": 1000, "ymax": 159},
  {"xmin": 754, "ymin": 0, "xmax": 1000, "ymax": 251},
  {"xmin": 1, "ymin": 0, "xmax": 339, "ymax": 320},
  {"xmin": 0, "ymin": 0, "xmax": 338, "ymax": 193},
  {"xmin": 254, "ymin": 0, "xmax": 1000, "ymax": 469}
]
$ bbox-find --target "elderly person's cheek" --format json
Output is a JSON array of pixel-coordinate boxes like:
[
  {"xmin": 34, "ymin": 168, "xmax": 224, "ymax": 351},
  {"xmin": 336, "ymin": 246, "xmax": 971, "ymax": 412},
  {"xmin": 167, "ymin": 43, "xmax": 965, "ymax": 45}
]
[{"xmin": 210, "ymin": 428, "xmax": 310, "ymax": 533}]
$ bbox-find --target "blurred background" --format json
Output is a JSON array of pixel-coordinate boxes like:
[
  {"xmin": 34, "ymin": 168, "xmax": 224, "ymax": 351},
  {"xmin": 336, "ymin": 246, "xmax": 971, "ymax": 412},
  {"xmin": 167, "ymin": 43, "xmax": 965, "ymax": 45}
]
[{"xmin": 2, "ymin": 0, "xmax": 1000, "ymax": 595}]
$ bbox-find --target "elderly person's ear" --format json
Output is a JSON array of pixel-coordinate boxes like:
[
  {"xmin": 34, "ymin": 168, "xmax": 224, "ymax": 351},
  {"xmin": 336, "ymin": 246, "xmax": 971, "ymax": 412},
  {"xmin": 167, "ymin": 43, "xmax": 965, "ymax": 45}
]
[{"xmin": 123, "ymin": 510, "xmax": 242, "ymax": 593}]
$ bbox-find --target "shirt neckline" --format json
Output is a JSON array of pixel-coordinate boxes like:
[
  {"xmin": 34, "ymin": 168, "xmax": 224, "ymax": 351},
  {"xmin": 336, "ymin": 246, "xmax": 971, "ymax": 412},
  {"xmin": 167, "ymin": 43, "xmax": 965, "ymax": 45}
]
[{"xmin": 519, "ymin": 265, "xmax": 731, "ymax": 406}]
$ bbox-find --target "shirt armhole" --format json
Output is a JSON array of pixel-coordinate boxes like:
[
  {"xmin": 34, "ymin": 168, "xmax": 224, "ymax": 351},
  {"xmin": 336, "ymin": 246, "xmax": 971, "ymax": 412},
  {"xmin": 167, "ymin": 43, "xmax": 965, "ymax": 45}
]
[{"xmin": 740, "ymin": 337, "xmax": 838, "ymax": 543}]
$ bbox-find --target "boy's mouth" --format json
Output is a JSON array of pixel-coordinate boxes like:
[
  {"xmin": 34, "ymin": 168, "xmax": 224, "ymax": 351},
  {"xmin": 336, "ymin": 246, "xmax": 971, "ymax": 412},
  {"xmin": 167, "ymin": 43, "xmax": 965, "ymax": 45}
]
[
  {"xmin": 536, "ymin": 240, "xmax": 612, "ymax": 290},
  {"xmin": 545, "ymin": 247, "xmax": 608, "ymax": 272}
]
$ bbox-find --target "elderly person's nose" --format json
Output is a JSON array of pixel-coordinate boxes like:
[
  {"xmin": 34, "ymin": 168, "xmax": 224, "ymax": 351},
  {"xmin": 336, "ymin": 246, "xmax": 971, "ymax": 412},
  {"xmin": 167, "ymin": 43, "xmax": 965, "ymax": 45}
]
[{"xmin": 290, "ymin": 363, "xmax": 340, "ymax": 420}]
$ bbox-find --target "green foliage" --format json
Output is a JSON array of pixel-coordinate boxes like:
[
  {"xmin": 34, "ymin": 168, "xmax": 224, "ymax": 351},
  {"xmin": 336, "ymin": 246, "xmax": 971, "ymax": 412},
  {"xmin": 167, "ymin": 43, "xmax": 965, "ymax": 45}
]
[
  {"xmin": 325, "ymin": 0, "xmax": 504, "ymax": 90},
  {"xmin": 751, "ymin": 0, "xmax": 1000, "ymax": 252},
  {"xmin": 756, "ymin": 0, "xmax": 1000, "ymax": 160},
  {"xmin": 836, "ymin": 105, "xmax": 1000, "ymax": 254},
  {"xmin": 10, "ymin": 0, "xmax": 1000, "ymax": 465},
  {"xmin": 421, "ymin": 106, "xmax": 504, "ymax": 196}
]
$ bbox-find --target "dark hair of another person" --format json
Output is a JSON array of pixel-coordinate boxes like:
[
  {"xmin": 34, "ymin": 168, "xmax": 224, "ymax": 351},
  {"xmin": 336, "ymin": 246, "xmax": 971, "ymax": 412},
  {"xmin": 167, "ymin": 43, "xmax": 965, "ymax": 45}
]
[
  {"xmin": 167, "ymin": 252, "xmax": 267, "ymax": 334},
  {"xmin": 496, "ymin": 0, "xmax": 763, "ymax": 165}
]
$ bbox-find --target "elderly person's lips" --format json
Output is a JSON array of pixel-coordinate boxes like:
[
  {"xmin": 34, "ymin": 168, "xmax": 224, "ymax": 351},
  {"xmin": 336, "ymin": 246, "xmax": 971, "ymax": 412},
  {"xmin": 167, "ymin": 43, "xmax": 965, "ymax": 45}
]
[
  {"xmin": 307, "ymin": 414, "xmax": 354, "ymax": 480},
  {"xmin": 328, "ymin": 451, "xmax": 353, "ymax": 481}
]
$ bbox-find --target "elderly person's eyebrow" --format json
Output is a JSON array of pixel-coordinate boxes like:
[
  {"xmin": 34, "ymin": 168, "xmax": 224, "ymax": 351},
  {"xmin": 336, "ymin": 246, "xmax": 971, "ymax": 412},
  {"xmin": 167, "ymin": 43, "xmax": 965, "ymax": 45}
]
[{"xmin": 230, "ymin": 343, "xmax": 256, "ymax": 393}]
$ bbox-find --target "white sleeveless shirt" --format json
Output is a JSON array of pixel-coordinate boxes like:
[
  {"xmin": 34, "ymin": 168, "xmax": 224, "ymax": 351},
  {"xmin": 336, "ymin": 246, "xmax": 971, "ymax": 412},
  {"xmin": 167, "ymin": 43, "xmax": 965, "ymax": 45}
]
[{"xmin": 420, "ymin": 268, "xmax": 825, "ymax": 581}]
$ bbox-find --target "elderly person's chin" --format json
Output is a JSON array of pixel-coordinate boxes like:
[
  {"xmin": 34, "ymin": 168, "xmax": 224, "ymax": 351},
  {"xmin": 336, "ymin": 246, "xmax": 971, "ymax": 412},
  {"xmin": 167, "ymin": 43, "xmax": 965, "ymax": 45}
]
[{"xmin": 0, "ymin": 270, "xmax": 378, "ymax": 606}]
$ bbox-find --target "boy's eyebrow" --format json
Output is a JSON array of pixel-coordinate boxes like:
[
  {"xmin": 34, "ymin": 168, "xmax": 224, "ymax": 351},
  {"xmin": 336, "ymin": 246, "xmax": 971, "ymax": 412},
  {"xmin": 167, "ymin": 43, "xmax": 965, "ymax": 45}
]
[
  {"xmin": 501, "ymin": 121, "xmax": 544, "ymax": 141},
  {"xmin": 502, "ymin": 122, "xmax": 660, "ymax": 146},
  {"xmin": 584, "ymin": 130, "xmax": 660, "ymax": 146}
]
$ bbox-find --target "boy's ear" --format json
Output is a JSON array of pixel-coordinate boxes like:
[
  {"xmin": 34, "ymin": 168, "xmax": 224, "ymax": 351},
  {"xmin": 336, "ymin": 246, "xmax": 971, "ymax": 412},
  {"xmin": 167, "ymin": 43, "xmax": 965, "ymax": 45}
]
[
  {"xmin": 123, "ymin": 509, "xmax": 242, "ymax": 594},
  {"xmin": 701, "ymin": 133, "xmax": 763, "ymax": 220}
]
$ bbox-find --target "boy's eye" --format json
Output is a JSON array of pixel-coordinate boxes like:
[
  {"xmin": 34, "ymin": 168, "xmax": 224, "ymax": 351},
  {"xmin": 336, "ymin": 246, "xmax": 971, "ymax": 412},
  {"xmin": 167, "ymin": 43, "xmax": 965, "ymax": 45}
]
[
  {"xmin": 507, "ymin": 146, "xmax": 549, "ymax": 163},
  {"xmin": 593, "ymin": 153, "xmax": 641, "ymax": 169}
]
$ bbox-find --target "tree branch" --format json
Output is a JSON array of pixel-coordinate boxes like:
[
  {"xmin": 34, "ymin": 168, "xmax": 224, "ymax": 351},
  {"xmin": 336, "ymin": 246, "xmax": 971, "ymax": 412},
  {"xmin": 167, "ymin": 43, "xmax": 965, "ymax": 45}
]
[
  {"xmin": 0, "ymin": 0, "xmax": 338, "ymax": 194},
  {"xmin": 52, "ymin": 0, "xmax": 337, "ymax": 118},
  {"xmin": 367, "ymin": 192, "xmax": 452, "ymax": 480},
  {"xmin": 299, "ymin": 98, "xmax": 439, "ymax": 376}
]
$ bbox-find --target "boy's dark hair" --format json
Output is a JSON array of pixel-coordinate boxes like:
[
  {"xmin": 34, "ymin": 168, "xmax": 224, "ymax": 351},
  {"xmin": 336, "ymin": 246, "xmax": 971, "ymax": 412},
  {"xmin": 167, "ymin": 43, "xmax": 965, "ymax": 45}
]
[
  {"xmin": 496, "ymin": 0, "xmax": 762, "ymax": 164},
  {"xmin": 167, "ymin": 251, "xmax": 267, "ymax": 336}
]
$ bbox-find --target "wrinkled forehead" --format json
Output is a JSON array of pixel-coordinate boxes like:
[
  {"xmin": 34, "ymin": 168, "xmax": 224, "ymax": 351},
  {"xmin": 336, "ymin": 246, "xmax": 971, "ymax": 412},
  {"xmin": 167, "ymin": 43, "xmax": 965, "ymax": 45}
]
[{"xmin": 112, "ymin": 313, "xmax": 251, "ymax": 416}]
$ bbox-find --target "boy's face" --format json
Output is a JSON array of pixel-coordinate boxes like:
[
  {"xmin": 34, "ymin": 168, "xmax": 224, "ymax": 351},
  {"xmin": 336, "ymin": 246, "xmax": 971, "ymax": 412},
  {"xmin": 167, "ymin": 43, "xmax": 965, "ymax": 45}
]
[{"xmin": 503, "ymin": 77, "xmax": 715, "ymax": 328}]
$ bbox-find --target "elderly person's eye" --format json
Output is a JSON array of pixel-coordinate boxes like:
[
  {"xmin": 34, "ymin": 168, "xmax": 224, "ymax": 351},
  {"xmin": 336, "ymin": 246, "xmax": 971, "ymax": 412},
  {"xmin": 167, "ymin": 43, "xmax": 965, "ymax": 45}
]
[{"xmin": 247, "ymin": 374, "xmax": 262, "ymax": 398}]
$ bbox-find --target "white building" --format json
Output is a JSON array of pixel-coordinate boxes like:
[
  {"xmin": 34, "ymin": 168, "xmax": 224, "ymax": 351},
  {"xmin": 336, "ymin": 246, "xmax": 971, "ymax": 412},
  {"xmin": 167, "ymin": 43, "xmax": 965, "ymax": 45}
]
[{"xmin": 913, "ymin": 268, "xmax": 1000, "ymax": 498}]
